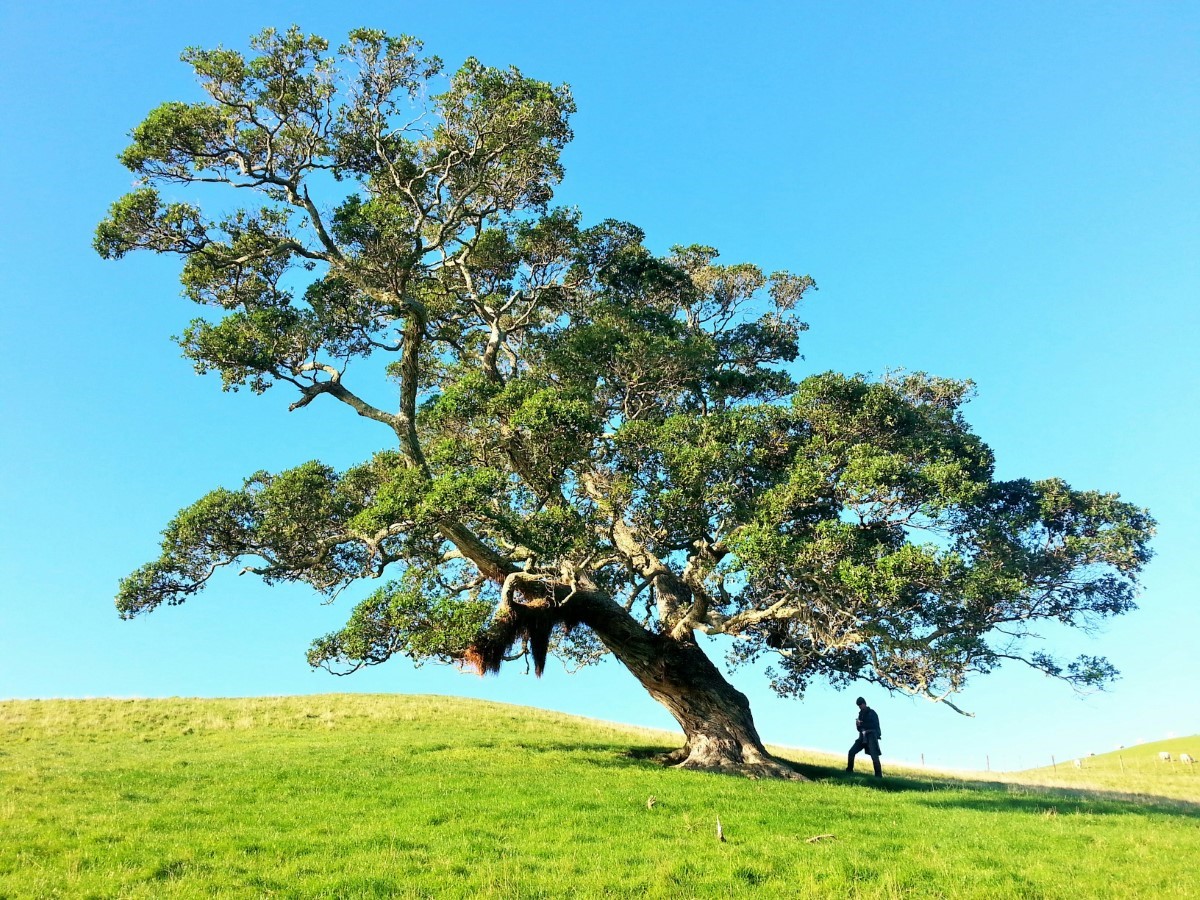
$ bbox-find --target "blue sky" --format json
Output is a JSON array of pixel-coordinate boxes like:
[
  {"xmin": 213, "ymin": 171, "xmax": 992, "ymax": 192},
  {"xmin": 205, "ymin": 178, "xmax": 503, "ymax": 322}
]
[{"xmin": 1, "ymin": 1, "xmax": 1196, "ymax": 771}]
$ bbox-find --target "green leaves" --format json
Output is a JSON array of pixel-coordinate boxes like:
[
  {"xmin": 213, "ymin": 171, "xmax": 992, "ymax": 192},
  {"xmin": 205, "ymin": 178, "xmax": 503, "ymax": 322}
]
[
  {"xmin": 117, "ymin": 460, "xmax": 400, "ymax": 615},
  {"xmin": 94, "ymin": 188, "xmax": 208, "ymax": 259},
  {"xmin": 306, "ymin": 574, "xmax": 493, "ymax": 673},
  {"xmin": 116, "ymin": 488, "xmax": 256, "ymax": 618},
  {"xmin": 957, "ymin": 478, "xmax": 1154, "ymax": 620},
  {"xmin": 789, "ymin": 372, "xmax": 993, "ymax": 512},
  {"xmin": 504, "ymin": 382, "xmax": 602, "ymax": 478},
  {"xmin": 640, "ymin": 370, "xmax": 1157, "ymax": 702},
  {"xmin": 102, "ymin": 26, "xmax": 1154, "ymax": 707},
  {"xmin": 433, "ymin": 58, "xmax": 575, "ymax": 214},
  {"xmin": 180, "ymin": 218, "xmax": 297, "ymax": 310},
  {"xmin": 182, "ymin": 27, "xmax": 336, "ymax": 182},
  {"xmin": 178, "ymin": 308, "xmax": 310, "ymax": 393},
  {"xmin": 611, "ymin": 406, "xmax": 800, "ymax": 547},
  {"xmin": 118, "ymin": 102, "xmax": 235, "ymax": 178},
  {"xmin": 332, "ymin": 30, "xmax": 441, "ymax": 179}
]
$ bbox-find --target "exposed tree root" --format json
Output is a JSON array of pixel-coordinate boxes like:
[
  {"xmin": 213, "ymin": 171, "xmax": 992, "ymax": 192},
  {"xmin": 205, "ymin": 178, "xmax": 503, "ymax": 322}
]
[{"xmin": 660, "ymin": 745, "xmax": 808, "ymax": 780}]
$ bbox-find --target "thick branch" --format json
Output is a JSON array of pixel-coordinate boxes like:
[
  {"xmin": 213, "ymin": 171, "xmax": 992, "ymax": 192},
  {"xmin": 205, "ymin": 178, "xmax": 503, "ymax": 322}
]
[{"xmin": 287, "ymin": 365, "xmax": 400, "ymax": 432}]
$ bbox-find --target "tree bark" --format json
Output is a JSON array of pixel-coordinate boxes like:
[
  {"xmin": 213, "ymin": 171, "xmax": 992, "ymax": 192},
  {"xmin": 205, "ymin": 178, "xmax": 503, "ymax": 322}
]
[{"xmin": 574, "ymin": 589, "xmax": 805, "ymax": 780}]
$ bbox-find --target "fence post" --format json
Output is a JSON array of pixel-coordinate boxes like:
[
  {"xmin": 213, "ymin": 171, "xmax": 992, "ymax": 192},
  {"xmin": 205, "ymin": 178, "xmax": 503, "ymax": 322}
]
[
  {"xmin": 986, "ymin": 755, "xmax": 990, "ymax": 772},
  {"xmin": 1051, "ymin": 755, "xmax": 1057, "ymax": 771}
]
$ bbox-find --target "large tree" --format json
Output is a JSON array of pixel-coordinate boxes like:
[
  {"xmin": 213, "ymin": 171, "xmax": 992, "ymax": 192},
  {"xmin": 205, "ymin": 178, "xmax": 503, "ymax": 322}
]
[{"xmin": 97, "ymin": 27, "xmax": 1153, "ymax": 777}]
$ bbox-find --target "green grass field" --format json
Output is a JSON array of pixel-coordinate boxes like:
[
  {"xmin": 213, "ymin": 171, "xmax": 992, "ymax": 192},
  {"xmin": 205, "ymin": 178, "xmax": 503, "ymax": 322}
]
[
  {"xmin": 2, "ymin": 694, "xmax": 1197, "ymax": 898},
  {"xmin": 995, "ymin": 737, "xmax": 1200, "ymax": 803}
]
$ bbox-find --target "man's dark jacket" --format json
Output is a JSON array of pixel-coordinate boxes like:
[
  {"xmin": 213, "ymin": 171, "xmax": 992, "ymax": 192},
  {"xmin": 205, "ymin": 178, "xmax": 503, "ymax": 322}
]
[{"xmin": 856, "ymin": 706, "xmax": 881, "ymax": 737}]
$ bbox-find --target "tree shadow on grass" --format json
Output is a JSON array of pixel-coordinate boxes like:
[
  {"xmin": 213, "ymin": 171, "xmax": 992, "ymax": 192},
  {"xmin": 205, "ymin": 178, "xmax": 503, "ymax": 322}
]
[
  {"xmin": 611, "ymin": 748, "xmax": 1200, "ymax": 818},
  {"xmin": 618, "ymin": 746, "xmax": 824, "ymax": 782},
  {"xmin": 805, "ymin": 762, "xmax": 1200, "ymax": 818},
  {"xmin": 911, "ymin": 787, "xmax": 1200, "ymax": 818},
  {"xmin": 622, "ymin": 746, "xmax": 677, "ymax": 762}
]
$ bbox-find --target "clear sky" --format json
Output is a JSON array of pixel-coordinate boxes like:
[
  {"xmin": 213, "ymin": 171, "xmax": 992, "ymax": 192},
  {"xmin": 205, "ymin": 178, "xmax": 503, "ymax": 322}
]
[{"xmin": 1, "ymin": 1, "xmax": 1196, "ymax": 771}]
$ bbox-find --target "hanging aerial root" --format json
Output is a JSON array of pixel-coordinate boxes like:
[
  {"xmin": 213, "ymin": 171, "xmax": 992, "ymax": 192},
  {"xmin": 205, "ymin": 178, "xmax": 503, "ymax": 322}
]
[{"xmin": 463, "ymin": 603, "xmax": 585, "ymax": 676}]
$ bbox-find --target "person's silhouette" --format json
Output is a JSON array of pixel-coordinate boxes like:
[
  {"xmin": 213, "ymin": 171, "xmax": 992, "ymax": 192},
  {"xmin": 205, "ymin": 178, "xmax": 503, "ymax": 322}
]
[{"xmin": 847, "ymin": 696, "xmax": 882, "ymax": 777}]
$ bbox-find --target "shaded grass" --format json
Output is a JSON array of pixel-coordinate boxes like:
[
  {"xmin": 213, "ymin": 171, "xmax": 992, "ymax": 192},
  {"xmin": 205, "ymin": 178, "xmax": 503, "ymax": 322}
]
[{"xmin": 2, "ymin": 694, "xmax": 1198, "ymax": 898}]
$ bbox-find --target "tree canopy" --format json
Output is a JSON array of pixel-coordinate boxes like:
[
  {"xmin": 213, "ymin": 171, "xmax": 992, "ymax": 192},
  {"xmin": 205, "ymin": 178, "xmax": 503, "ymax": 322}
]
[{"xmin": 97, "ymin": 26, "xmax": 1154, "ymax": 775}]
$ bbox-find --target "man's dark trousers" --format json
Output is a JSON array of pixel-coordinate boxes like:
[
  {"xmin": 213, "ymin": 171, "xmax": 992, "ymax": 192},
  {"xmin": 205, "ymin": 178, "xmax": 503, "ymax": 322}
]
[{"xmin": 848, "ymin": 732, "xmax": 882, "ymax": 777}]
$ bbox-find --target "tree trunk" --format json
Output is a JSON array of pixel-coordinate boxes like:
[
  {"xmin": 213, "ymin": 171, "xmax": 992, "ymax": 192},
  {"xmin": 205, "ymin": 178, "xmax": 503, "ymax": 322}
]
[{"xmin": 576, "ymin": 590, "xmax": 805, "ymax": 780}]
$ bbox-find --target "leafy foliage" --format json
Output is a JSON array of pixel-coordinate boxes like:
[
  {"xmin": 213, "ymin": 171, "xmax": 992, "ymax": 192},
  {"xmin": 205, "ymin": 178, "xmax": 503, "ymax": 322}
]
[{"xmin": 100, "ymin": 27, "xmax": 1153, "ymax": 721}]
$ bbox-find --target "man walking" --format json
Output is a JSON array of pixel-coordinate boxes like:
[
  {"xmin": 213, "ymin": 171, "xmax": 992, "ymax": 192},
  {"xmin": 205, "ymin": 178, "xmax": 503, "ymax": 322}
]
[{"xmin": 847, "ymin": 696, "xmax": 883, "ymax": 777}]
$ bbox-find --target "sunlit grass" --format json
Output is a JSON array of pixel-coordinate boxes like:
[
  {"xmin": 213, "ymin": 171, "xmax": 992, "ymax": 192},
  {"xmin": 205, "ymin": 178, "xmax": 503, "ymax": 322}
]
[
  {"xmin": 992, "ymin": 736, "xmax": 1200, "ymax": 803},
  {"xmin": 2, "ymin": 694, "xmax": 1197, "ymax": 898}
]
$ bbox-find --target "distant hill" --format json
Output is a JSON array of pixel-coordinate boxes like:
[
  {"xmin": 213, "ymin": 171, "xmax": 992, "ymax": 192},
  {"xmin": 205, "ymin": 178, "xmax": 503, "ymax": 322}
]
[
  {"xmin": 1054, "ymin": 735, "xmax": 1200, "ymax": 768},
  {"xmin": 1000, "ymin": 734, "xmax": 1200, "ymax": 802}
]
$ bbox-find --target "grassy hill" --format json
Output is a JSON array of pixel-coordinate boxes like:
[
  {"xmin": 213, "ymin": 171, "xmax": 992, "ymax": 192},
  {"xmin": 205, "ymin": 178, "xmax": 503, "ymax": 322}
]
[
  {"xmin": 991, "ymin": 735, "xmax": 1200, "ymax": 803},
  {"xmin": 2, "ymin": 694, "xmax": 1198, "ymax": 898}
]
